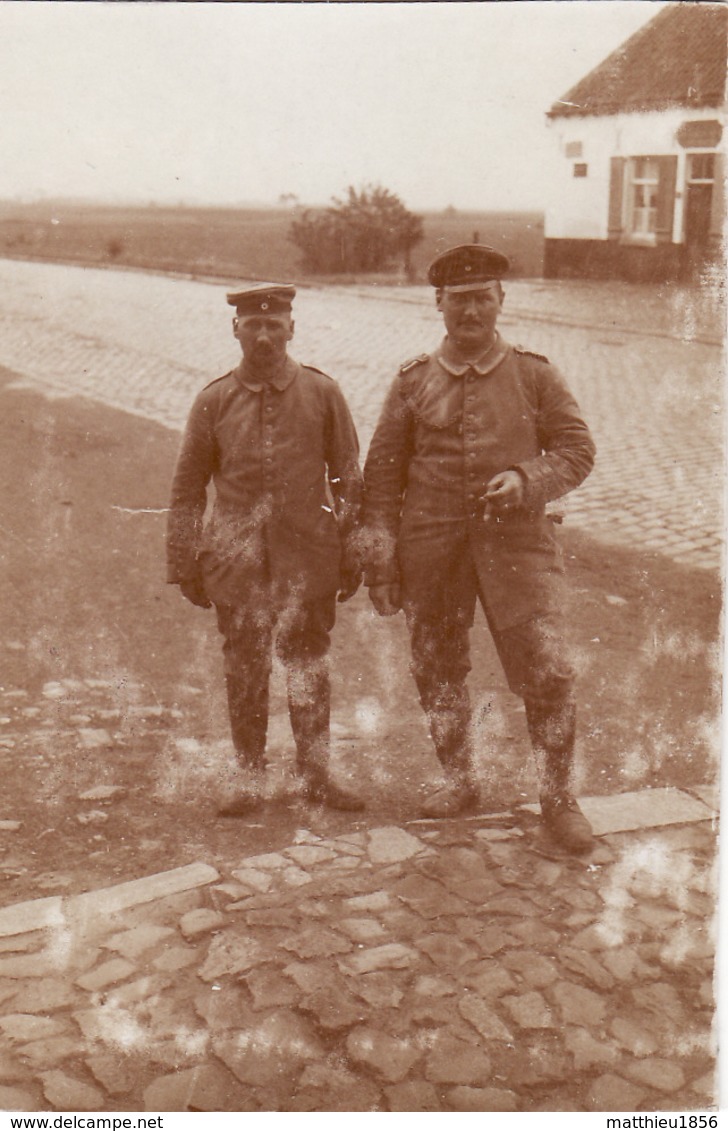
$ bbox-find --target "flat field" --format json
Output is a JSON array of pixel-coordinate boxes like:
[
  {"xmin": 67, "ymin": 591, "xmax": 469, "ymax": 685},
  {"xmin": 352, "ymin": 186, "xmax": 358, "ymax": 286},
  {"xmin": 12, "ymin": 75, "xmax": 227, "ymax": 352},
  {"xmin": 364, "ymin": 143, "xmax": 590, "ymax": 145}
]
[{"xmin": 0, "ymin": 199, "xmax": 544, "ymax": 281}]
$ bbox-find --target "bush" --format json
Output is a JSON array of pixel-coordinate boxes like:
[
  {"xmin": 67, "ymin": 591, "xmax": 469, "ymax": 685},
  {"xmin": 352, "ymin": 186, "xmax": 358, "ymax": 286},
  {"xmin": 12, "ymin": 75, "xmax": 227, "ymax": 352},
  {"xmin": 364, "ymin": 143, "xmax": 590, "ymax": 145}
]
[{"xmin": 289, "ymin": 184, "xmax": 423, "ymax": 276}]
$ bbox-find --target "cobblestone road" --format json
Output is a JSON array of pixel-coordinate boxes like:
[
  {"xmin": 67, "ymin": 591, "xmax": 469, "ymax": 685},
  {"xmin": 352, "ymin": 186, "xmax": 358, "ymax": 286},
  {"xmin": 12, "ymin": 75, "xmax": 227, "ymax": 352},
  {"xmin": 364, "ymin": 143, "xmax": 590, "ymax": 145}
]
[
  {"xmin": 0, "ymin": 683, "xmax": 719, "ymax": 1115},
  {"xmin": 0, "ymin": 258, "xmax": 723, "ymax": 570}
]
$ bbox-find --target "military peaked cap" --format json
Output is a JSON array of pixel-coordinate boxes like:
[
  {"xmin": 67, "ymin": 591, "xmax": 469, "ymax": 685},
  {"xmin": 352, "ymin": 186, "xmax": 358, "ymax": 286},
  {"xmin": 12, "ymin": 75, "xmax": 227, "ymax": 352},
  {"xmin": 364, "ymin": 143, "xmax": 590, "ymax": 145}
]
[
  {"xmin": 427, "ymin": 244, "xmax": 510, "ymax": 290},
  {"xmin": 226, "ymin": 282, "xmax": 296, "ymax": 314}
]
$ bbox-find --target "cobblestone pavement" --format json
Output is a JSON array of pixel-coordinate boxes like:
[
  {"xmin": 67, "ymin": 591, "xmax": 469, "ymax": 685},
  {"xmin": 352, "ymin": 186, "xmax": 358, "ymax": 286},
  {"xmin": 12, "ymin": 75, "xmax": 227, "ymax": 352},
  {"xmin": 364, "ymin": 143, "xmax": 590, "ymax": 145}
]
[
  {"xmin": 0, "ymin": 747, "xmax": 718, "ymax": 1113},
  {"xmin": 0, "ymin": 257, "xmax": 723, "ymax": 570},
  {"xmin": 0, "ymin": 257, "xmax": 721, "ymax": 1112}
]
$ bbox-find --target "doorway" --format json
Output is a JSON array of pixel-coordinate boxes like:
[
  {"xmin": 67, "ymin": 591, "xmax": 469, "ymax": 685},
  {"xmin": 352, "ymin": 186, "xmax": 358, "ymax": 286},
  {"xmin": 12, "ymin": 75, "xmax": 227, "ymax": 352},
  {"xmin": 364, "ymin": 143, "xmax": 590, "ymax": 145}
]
[{"xmin": 684, "ymin": 153, "xmax": 716, "ymax": 272}]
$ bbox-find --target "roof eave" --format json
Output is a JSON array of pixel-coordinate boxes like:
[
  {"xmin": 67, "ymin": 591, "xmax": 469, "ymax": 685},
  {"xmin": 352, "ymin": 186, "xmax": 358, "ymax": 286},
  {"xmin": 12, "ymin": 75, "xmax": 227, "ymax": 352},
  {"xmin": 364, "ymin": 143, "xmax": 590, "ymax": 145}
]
[{"xmin": 547, "ymin": 94, "xmax": 725, "ymax": 120}]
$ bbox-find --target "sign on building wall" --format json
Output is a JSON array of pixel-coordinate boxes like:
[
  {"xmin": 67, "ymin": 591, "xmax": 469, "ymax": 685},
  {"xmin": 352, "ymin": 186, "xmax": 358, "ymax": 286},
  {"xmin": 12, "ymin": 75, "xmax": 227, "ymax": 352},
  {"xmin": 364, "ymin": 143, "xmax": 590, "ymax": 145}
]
[{"xmin": 676, "ymin": 120, "xmax": 723, "ymax": 148}]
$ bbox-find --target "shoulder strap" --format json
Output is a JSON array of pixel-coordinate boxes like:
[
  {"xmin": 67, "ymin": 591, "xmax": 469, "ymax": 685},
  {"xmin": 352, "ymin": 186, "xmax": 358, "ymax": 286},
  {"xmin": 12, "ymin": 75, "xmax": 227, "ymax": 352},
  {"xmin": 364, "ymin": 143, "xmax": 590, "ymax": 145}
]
[
  {"xmin": 514, "ymin": 346, "xmax": 550, "ymax": 364},
  {"xmin": 398, "ymin": 353, "xmax": 430, "ymax": 375},
  {"xmin": 202, "ymin": 371, "xmax": 234, "ymax": 390},
  {"xmin": 301, "ymin": 363, "xmax": 334, "ymax": 380}
]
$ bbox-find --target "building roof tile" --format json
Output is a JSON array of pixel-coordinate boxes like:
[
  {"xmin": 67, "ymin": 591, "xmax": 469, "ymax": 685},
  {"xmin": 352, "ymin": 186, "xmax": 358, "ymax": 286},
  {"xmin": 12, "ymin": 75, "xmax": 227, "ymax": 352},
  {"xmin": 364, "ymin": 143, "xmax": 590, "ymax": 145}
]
[{"xmin": 548, "ymin": 3, "xmax": 727, "ymax": 119}]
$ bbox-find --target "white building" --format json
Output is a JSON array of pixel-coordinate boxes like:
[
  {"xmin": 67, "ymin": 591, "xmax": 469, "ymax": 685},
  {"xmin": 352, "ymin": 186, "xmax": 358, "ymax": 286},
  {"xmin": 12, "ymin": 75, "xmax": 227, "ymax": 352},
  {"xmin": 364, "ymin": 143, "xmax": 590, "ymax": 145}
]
[{"xmin": 544, "ymin": 3, "xmax": 726, "ymax": 281}]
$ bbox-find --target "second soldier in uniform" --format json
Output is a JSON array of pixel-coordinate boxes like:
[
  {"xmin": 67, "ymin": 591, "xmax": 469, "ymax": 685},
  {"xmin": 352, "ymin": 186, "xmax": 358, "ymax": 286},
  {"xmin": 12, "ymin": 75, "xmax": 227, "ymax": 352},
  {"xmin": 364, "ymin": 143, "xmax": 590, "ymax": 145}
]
[{"xmin": 363, "ymin": 245, "xmax": 596, "ymax": 851}]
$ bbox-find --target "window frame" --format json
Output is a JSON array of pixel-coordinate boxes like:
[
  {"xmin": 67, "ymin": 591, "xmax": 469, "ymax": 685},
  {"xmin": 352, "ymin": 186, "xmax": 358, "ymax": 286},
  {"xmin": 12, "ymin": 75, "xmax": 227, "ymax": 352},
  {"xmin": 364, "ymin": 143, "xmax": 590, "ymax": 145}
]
[
  {"xmin": 686, "ymin": 151, "xmax": 716, "ymax": 185},
  {"xmin": 627, "ymin": 156, "xmax": 661, "ymax": 244},
  {"xmin": 608, "ymin": 154, "xmax": 678, "ymax": 245}
]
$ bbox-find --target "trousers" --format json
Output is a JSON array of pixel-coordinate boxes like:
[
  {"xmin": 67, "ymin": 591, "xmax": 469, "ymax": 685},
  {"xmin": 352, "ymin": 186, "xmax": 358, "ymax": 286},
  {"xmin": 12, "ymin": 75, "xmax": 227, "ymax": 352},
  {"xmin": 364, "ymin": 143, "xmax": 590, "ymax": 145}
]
[
  {"xmin": 215, "ymin": 585, "xmax": 336, "ymax": 780},
  {"xmin": 404, "ymin": 545, "xmax": 577, "ymax": 797}
]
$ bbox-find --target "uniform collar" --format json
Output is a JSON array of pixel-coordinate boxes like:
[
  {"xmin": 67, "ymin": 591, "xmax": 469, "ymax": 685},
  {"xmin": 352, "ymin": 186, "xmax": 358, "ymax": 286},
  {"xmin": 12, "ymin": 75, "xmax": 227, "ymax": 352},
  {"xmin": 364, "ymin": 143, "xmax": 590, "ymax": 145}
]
[
  {"xmin": 437, "ymin": 333, "xmax": 510, "ymax": 378},
  {"xmin": 236, "ymin": 355, "xmax": 298, "ymax": 392}
]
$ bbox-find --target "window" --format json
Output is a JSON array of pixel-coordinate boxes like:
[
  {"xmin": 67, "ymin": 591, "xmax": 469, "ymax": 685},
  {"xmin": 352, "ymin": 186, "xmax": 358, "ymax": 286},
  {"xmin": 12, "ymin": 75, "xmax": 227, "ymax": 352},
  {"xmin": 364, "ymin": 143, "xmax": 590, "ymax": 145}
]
[
  {"xmin": 608, "ymin": 155, "xmax": 677, "ymax": 244},
  {"xmin": 629, "ymin": 157, "xmax": 660, "ymax": 238},
  {"xmin": 573, "ymin": 163, "xmax": 588, "ymax": 178},
  {"xmin": 687, "ymin": 153, "xmax": 715, "ymax": 183}
]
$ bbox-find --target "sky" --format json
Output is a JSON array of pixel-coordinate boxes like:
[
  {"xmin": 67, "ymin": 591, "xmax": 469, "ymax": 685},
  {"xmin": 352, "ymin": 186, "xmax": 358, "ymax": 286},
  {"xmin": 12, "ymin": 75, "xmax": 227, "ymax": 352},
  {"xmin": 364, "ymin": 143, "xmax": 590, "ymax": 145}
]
[{"xmin": 1, "ymin": 0, "xmax": 667, "ymax": 213}]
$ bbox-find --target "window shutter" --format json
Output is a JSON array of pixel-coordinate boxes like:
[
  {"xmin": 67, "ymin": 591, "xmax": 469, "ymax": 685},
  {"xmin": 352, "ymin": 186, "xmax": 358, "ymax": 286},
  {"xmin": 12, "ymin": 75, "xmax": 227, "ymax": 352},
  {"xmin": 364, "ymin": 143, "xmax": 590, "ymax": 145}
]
[
  {"xmin": 709, "ymin": 151, "xmax": 724, "ymax": 239},
  {"xmin": 607, "ymin": 158, "xmax": 626, "ymax": 239},
  {"xmin": 655, "ymin": 155, "xmax": 678, "ymax": 243}
]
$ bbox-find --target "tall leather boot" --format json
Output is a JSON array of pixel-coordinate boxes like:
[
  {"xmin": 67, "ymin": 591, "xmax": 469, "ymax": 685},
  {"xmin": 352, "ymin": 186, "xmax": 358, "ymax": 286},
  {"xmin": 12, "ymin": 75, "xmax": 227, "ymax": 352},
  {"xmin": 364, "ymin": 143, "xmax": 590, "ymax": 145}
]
[
  {"xmin": 420, "ymin": 683, "xmax": 479, "ymax": 818},
  {"xmin": 287, "ymin": 660, "xmax": 364, "ymax": 811},
  {"xmin": 525, "ymin": 696, "xmax": 594, "ymax": 853},
  {"xmin": 224, "ymin": 670, "xmax": 269, "ymax": 773},
  {"xmin": 216, "ymin": 669, "xmax": 271, "ymax": 817}
]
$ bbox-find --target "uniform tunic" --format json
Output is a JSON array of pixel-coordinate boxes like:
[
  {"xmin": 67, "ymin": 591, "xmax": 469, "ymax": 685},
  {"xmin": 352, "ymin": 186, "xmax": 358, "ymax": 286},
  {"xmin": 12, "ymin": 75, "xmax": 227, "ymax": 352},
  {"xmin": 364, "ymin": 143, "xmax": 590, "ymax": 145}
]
[
  {"xmin": 363, "ymin": 335, "xmax": 595, "ymax": 632},
  {"xmin": 167, "ymin": 356, "xmax": 362, "ymax": 606}
]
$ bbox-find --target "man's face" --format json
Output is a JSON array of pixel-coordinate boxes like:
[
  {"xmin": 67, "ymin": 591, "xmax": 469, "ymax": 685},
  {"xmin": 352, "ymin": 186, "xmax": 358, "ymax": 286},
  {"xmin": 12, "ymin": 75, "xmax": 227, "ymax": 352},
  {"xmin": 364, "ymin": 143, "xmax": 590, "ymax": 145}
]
[
  {"xmin": 437, "ymin": 282, "xmax": 504, "ymax": 353},
  {"xmin": 233, "ymin": 312, "xmax": 294, "ymax": 373}
]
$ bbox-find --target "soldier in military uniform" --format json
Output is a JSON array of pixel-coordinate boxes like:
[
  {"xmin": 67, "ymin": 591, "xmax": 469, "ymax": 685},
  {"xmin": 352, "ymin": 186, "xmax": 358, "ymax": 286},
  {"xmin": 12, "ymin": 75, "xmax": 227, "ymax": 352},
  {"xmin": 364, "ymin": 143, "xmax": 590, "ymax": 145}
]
[
  {"xmin": 167, "ymin": 283, "xmax": 364, "ymax": 814},
  {"xmin": 363, "ymin": 245, "xmax": 596, "ymax": 851}
]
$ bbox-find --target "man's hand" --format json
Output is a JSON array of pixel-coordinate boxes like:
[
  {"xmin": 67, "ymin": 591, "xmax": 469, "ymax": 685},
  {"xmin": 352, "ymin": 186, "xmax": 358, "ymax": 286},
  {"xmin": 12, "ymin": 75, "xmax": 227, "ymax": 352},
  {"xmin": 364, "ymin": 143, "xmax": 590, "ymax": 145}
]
[
  {"xmin": 484, "ymin": 469, "xmax": 525, "ymax": 515},
  {"xmin": 337, "ymin": 570, "xmax": 362, "ymax": 603},
  {"xmin": 368, "ymin": 583, "xmax": 401, "ymax": 617},
  {"xmin": 179, "ymin": 577, "xmax": 212, "ymax": 609}
]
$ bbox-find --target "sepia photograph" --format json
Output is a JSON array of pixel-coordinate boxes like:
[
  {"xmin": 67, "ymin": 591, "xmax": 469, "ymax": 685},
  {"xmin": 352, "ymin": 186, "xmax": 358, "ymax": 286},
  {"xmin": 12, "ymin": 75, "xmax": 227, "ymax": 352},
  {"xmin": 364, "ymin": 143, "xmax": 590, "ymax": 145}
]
[{"xmin": 0, "ymin": 0, "xmax": 723, "ymax": 1120}]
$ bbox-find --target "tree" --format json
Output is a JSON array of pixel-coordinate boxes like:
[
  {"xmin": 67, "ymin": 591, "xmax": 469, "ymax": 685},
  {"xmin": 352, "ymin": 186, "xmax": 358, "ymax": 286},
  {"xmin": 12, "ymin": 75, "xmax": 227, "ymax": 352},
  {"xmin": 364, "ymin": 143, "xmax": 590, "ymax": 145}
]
[{"xmin": 289, "ymin": 184, "xmax": 423, "ymax": 276}]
